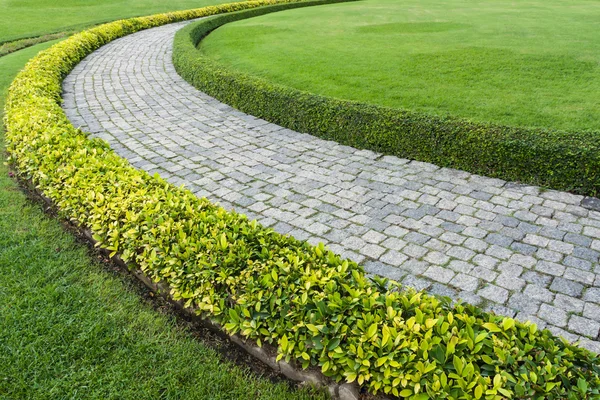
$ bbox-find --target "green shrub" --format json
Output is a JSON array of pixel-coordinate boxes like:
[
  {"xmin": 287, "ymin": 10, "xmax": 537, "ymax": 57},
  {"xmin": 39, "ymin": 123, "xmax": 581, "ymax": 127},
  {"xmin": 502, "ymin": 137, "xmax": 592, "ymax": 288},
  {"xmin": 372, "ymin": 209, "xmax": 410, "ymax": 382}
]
[
  {"xmin": 4, "ymin": 1, "xmax": 600, "ymax": 399},
  {"xmin": 173, "ymin": 9, "xmax": 600, "ymax": 197}
]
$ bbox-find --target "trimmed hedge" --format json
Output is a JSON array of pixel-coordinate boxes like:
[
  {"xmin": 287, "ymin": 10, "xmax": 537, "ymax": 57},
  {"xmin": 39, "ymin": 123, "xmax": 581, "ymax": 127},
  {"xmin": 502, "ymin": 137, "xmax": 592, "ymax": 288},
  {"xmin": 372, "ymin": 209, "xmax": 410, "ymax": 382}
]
[
  {"xmin": 4, "ymin": 1, "xmax": 600, "ymax": 399},
  {"xmin": 173, "ymin": 9, "xmax": 600, "ymax": 197}
]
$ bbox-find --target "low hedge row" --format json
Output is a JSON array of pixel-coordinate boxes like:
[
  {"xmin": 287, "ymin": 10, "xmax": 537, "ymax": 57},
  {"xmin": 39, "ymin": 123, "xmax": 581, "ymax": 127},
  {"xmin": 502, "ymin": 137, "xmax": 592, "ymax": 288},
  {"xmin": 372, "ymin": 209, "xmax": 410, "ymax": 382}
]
[
  {"xmin": 4, "ymin": 1, "xmax": 600, "ymax": 399},
  {"xmin": 173, "ymin": 9, "xmax": 600, "ymax": 196}
]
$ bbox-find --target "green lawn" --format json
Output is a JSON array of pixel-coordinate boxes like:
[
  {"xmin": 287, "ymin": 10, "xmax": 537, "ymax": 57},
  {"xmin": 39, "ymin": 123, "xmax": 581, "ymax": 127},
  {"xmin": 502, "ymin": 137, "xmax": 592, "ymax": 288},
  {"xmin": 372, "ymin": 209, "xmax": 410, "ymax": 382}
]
[
  {"xmin": 0, "ymin": 22, "xmax": 324, "ymax": 400},
  {"xmin": 0, "ymin": 0, "xmax": 240, "ymax": 43},
  {"xmin": 200, "ymin": 0, "xmax": 600, "ymax": 132}
]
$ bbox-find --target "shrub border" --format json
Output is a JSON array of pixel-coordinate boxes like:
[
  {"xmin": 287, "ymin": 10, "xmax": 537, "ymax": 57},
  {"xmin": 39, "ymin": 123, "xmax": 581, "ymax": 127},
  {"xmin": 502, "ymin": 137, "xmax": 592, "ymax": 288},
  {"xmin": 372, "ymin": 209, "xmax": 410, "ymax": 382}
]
[
  {"xmin": 173, "ymin": 8, "xmax": 600, "ymax": 197},
  {"xmin": 4, "ymin": 1, "xmax": 600, "ymax": 399}
]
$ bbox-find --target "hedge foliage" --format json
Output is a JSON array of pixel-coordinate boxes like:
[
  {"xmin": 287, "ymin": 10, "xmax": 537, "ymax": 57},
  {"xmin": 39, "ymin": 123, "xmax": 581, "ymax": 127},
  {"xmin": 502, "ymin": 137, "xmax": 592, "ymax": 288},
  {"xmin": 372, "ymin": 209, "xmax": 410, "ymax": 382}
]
[
  {"xmin": 4, "ymin": 1, "xmax": 600, "ymax": 399},
  {"xmin": 173, "ymin": 8, "xmax": 600, "ymax": 197}
]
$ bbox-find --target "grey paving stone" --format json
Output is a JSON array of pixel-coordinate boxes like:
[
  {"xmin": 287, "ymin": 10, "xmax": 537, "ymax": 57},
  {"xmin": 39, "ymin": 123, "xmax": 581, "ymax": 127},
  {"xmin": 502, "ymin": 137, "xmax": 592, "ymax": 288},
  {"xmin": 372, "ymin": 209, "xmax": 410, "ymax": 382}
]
[
  {"xmin": 535, "ymin": 261, "xmax": 566, "ymax": 277},
  {"xmin": 563, "ymin": 267, "xmax": 595, "ymax": 285},
  {"xmin": 62, "ymin": 20, "xmax": 600, "ymax": 349},
  {"xmin": 401, "ymin": 275, "xmax": 432, "ymax": 291},
  {"xmin": 424, "ymin": 251, "xmax": 450, "ymax": 266},
  {"xmin": 507, "ymin": 293, "xmax": 540, "ymax": 315},
  {"xmin": 538, "ymin": 304, "xmax": 569, "ymax": 327},
  {"xmin": 495, "ymin": 274, "xmax": 526, "ymax": 291},
  {"xmin": 553, "ymin": 294, "xmax": 584, "ymax": 314},
  {"xmin": 583, "ymin": 287, "xmax": 600, "ymax": 304},
  {"xmin": 472, "ymin": 254, "xmax": 499, "ymax": 269},
  {"xmin": 449, "ymin": 273, "xmax": 479, "ymax": 291},
  {"xmin": 379, "ymin": 250, "xmax": 408, "ymax": 266},
  {"xmin": 583, "ymin": 303, "xmax": 600, "ymax": 322},
  {"xmin": 568, "ymin": 316, "xmax": 600, "ymax": 339},
  {"xmin": 446, "ymin": 246, "xmax": 475, "ymax": 261},
  {"xmin": 470, "ymin": 266, "xmax": 498, "ymax": 282},
  {"xmin": 423, "ymin": 266, "xmax": 455, "ymax": 283},
  {"xmin": 478, "ymin": 284, "xmax": 508, "ymax": 304},
  {"xmin": 495, "ymin": 262, "xmax": 523, "ymax": 276},
  {"xmin": 524, "ymin": 284, "xmax": 555, "ymax": 303},
  {"xmin": 549, "ymin": 277, "xmax": 584, "ymax": 297}
]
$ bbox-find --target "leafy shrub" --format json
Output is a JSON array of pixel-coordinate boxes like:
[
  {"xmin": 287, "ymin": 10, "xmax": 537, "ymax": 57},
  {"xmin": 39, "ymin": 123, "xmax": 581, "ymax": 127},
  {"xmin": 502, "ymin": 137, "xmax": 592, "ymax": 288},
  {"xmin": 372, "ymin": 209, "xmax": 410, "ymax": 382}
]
[
  {"xmin": 173, "ymin": 9, "xmax": 600, "ymax": 197},
  {"xmin": 4, "ymin": 1, "xmax": 600, "ymax": 399}
]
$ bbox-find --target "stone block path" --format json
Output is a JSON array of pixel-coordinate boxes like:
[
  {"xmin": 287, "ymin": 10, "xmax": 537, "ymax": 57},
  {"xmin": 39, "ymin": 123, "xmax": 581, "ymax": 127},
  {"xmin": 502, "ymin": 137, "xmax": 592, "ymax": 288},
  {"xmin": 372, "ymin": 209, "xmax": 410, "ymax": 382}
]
[{"xmin": 62, "ymin": 21, "xmax": 600, "ymax": 352}]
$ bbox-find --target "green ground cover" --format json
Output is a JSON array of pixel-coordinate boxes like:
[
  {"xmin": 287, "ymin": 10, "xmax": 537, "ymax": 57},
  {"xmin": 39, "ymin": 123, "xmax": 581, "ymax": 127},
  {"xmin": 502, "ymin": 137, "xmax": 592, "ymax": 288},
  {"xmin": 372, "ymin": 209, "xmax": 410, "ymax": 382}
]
[
  {"xmin": 0, "ymin": 0, "xmax": 240, "ymax": 43},
  {"xmin": 200, "ymin": 0, "xmax": 600, "ymax": 132},
  {"xmin": 0, "ymin": 16, "xmax": 323, "ymax": 400}
]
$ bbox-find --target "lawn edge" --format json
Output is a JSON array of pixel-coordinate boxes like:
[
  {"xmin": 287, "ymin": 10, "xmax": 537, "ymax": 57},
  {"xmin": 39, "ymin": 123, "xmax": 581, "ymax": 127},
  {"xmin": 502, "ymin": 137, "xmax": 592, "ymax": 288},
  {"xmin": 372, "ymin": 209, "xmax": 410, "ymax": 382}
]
[{"xmin": 174, "ymin": 9, "xmax": 600, "ymax": 197}]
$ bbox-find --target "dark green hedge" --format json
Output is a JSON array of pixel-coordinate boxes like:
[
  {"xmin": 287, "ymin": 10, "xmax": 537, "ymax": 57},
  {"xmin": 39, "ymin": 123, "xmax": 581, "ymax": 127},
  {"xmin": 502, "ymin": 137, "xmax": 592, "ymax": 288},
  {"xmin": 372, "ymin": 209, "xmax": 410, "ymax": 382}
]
[{"xmin": 173, "ymin": 6, "xmax": 600, "ymax": 196}]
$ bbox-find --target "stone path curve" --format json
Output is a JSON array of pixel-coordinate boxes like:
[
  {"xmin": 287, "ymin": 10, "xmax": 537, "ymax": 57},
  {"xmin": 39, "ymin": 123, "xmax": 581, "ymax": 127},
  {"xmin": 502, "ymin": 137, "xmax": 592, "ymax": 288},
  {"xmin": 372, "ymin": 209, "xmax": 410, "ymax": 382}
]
[{"xmin": 62, "ymin": 21, "xmax": 600, "ymax": 352}]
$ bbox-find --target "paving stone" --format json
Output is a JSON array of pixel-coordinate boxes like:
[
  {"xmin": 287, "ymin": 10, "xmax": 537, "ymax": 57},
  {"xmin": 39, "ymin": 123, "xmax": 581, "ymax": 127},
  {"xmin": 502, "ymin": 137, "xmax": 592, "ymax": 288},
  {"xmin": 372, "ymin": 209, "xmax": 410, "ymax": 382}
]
[
  {"xmin": 401, "ymin": 275, "xmax": 432, "ymax": 291},
  {"xmin": 428, "ymin": 283, "xmax": 458, "ymax": 299},
  {"xmin": 568, "ymin": 316, "xmax": 600, "ymax": 338},
  {"xmin": 404, "ymin": 232, "xmax": 429, "ymax": 245},
  {"xmin": 495, "ymin": 262, "xmax": 523, "ymax": 276},
  {"xmin": 563, "ymin": 267, "xmax": 595, "ymax": 285},
  {"xmin": 362, "ymin": 243, "xmax": 386, "ymax": 259},
  {"xmin": 564, "ymin": 232, "xmax": 592, "ymax": 247},
  {"xmin": 478, "ymin": 284, "xmax": 508, "ymax": 304},
  {"xmin": 424, "ymin": 251, "xmax": 450, "ymax": 266},
  {"xmin": 523, "ymin": 234, "xmax": 549, "ymax": 247},
  {"xmin": 464, "ymin": 238, "xmax": 488, "ymax": 252},
  {"xmin": 485, "ymin": 233, "xmax": 514, "ymax": 247},
  {"xmin": 439, "ymin": 232, "xmax": 466, "ymax": 245},
  {"xmin": 449, "ymin": 273, "xmax": 479, "ymax": 291},
  {"xmin": 62, "ymin": 20, "xmax": 600, "ymax": 348},
  {"xmin": 510, "ymin": 242, "xmax": 537, "ymax": 256},
  {"xmin": 506, "ymin": 254, "xmax": 536, "ymax": 268},
  {"xmin": 535, "ymin": 261, "xmax": 566, "ymax": 277},
  {"xmin": 470, "ymin": 266, "xmax": 497, "ymax": 282},
  {"xmin": 583, "ymin": 287, "xmax": 600, "ymax": 304},
  {"xmin": 380, "ymin": 237, "xmax": 407, "ymax": 251},
  {"xmin": 423, "ymin": 266, "xmax": 455, "ymax": 283},
  {"xmin": 553, "ymin": 294, "xmax": 584, "ymax": 313},
  {"xmin": 538, "ymin": 304, "xmax": 568, "ymax": 327},
  {"xmin": 549, "ymin": 277, "xmax": 584, "ymax": 297},
  {"xmin": 362, "ymin": 261, "xmax": 407, "ymax": 281},
  {"xmin": 446, "ymin": 246, "xmax": 475, "ymax": 262},
  {"xmin": 583, "ymin": 303, "xmax": 600, "ymax": 322},
  {"xmin": 523, "ymin": 284, "xmax": 555, "ymax": 303},
  {"xmin": 472, "ymin": 254, "xmax": 499, "ymax": 269},
  {"xmin": 379, "ymin": 250, "xmax": 409, "ymax": 266},
  {"xmin": 507, "ymin": 293, "xmax": 540, "ymax": 315},
  {"xmin": 401, "ymin": 259, "xmax": 429, "ymax": 275},
  {"xmin": 495, "ymin": 274, "xmax": 526, "ymax": 291},
  {"xmin": 402, "ymin": 243, "xmax": 428, "ymax": 259},
  {"xmin": 363, "ymin": 229, "xmax": 387, "ymax": 244}
]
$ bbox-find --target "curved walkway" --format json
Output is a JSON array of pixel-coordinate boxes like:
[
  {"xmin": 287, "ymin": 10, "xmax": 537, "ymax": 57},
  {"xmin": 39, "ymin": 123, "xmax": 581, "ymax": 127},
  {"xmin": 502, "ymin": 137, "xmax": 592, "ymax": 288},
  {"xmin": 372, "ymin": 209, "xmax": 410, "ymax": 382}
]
[{"xmin": 62, "ymin": 21, "xmax": 600, "ymax": 352}]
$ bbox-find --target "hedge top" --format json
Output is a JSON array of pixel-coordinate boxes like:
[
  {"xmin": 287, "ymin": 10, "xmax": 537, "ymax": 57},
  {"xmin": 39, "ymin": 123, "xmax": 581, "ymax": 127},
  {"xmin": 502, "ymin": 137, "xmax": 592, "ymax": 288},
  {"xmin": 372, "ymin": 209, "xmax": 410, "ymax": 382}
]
[
  {"xmin": 4, "ymin": 1, "xmax": 600, "ymax": 399},
  {"xmin": 174, "ymin": 6, "xmax": 600, "ymax": 196}
]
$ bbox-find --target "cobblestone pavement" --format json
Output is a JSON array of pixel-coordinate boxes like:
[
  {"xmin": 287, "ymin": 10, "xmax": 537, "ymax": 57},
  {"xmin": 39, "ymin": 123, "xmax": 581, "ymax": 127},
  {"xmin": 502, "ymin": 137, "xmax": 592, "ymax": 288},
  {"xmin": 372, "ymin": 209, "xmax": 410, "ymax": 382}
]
[{"xmin": 62, "ymin": 21, "xmax": 600, "ymax": 352}]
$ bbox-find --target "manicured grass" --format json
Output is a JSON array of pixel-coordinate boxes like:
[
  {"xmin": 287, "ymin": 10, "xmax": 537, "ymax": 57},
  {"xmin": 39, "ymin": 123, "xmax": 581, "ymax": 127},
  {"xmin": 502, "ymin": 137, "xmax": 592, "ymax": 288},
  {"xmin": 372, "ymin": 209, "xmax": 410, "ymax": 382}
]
[
  {"xmin": 0, "ymin": 0, "xmax": 241, "ymax": 43},
  {"xmin": 200, "ymin": 0, "xmax": 600, "ymax": 132},
  {"xmin": 0, "ymin": 42, "xmax": 326, "ymax": 400}
]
